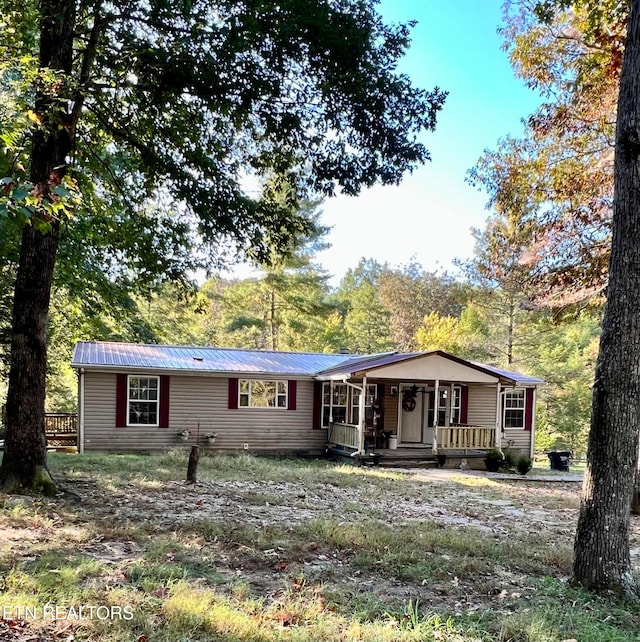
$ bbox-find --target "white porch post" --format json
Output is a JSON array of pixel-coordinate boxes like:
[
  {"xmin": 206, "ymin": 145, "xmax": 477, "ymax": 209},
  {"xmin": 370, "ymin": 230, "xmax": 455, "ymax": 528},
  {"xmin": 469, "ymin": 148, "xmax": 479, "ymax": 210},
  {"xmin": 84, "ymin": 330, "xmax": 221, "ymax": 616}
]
[
  {"xmin": 358, "ymin": 375, "xmax": 367, "ymax": 455},
  {"xmin": 433, "ymin": 379, "xmax": 439, "ymax": 454},
  {"xmin": 495, "ymin": 383, "xmax": 502, "ymax": 449}
]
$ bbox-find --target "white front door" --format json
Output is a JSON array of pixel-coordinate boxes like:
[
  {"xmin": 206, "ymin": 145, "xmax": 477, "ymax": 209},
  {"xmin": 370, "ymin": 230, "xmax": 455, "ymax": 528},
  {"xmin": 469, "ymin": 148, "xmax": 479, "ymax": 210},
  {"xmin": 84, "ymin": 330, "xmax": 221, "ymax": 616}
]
[{"xmin": 399, "ymin": 385, "xmax": 431, "ymax": 446}]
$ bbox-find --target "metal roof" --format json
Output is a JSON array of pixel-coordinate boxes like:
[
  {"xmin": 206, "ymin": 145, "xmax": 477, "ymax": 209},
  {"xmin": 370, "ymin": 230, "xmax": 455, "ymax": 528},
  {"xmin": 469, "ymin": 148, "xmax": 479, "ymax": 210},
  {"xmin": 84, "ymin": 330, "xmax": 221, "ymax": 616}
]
[
  {"xmin": 317, "ymin": 351, "xmax": 417, "ymax": 377},
  {"xmin": 316, "ymin": 350, "xmax": 544, "ymax": 385},
  {"xmin": 471, "ymin": 362, "xmax": 545, "ymax": 385},
  {"xmin": 72, "ymin": 341, "xmax": 357, "ymax": 376},
  {"xmin": 72, "ymin": 342, "xmax": 544, "ymax": 385}
]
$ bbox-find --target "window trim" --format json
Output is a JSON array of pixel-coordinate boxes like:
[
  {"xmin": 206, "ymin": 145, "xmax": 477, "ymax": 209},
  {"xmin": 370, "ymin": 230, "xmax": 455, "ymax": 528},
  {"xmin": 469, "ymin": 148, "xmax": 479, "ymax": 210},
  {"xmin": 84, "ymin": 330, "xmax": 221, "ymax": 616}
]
[
  {"xmin": 127, "ymin": 375, "xmax": 160, "ymax": 427},
  {"xmin": 503, "ymin": 388, "xmax": 526, "ymax": 430},
  {"xmin": 238, "ymin": 379, "xmax": 289, "ymax": 409}
]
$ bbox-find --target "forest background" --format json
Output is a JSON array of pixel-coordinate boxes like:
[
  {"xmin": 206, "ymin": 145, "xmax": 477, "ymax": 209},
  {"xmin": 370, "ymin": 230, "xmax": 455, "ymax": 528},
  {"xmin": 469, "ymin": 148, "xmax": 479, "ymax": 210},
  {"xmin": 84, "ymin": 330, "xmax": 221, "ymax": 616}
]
[{"xmin": 0, "ymin": 0, "xmax": 617, "ymax": 459}]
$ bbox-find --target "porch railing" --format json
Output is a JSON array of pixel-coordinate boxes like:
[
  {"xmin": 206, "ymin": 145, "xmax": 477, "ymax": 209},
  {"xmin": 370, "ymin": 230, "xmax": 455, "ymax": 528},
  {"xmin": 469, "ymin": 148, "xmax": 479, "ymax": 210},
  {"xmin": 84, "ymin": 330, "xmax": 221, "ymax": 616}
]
[
  {"xmin": 328, "ymin": 422, "xmax": 359, "ymax": 450},
  {"xmin": 438, "ymin": 425, "xmax": 495, "ymax": 450}
]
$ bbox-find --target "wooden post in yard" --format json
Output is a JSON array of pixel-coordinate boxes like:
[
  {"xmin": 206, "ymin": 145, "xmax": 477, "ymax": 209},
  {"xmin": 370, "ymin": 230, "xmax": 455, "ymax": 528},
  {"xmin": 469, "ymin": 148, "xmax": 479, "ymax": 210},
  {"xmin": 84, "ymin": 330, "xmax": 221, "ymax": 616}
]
[{"xmin": 186, "ymin": 445, "xmax": 200, "ymax": 483}]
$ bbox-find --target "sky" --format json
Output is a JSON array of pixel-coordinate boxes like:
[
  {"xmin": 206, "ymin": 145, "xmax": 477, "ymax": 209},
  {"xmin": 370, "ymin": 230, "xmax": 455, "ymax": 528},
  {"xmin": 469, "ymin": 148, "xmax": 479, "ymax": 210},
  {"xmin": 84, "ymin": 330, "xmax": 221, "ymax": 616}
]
[{"xmin": 229, "ymin": 0, "xmax": 542, "ymax": 286}]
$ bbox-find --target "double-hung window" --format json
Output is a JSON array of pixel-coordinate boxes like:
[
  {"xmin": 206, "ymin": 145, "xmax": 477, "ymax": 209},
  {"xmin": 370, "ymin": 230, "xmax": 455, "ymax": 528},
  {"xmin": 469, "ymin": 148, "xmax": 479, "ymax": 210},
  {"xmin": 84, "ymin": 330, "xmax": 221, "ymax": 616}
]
[
  {"xmin": 437, "ymin": 386, "xmax": 461, "ymax": 426},
  {"xmin": 322, "ymin": 382, "xmax": 349, "ymax": 426},
  {"xmin": 350, "ymin": 384, "xmax": 377, "ymax": 425},
  {"xmin": 504, "ymin": 389, "xmax": 526, "ymax": 428},
  {"xmin": 239, "ymin": 380, "xmax": 288, "ymax": 408},
  {"xmin": 128, "ymin": 376, "xmax": 159, "ymax": 426},
  {"xmin": 322, "ymin": 383, "xmax": 376, "ymax": 427}
]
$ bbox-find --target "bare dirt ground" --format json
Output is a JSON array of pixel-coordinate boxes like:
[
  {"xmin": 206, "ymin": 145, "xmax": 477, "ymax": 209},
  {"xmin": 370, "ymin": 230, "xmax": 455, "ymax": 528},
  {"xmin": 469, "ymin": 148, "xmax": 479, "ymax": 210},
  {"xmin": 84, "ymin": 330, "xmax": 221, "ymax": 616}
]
[
  {"xmin": 55, "ymin": 467, "xmax": 640, "ymax": 598},
  {"xmin": 2, "ymin": 462, "xmax": 639, "ymax": 641}
]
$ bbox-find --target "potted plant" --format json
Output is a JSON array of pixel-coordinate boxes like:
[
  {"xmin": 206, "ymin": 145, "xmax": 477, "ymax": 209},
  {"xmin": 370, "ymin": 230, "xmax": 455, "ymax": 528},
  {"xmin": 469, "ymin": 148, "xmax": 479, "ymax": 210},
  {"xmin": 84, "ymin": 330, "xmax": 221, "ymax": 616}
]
[
  {"xmin": 178, "ymin": 429, "xmax": 190, "ymax": 441},
  {"xmin": 205, "ymin": 432, "xmax": 217, "ymax": 445}
]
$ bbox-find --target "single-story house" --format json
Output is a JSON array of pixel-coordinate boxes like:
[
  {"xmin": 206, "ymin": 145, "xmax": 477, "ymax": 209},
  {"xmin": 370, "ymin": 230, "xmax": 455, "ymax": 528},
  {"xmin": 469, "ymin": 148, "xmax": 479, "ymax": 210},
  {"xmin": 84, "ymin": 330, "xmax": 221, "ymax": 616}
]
[{"xmin": 72, "ymin": 341, "xmax": 544, "ymax": 462}]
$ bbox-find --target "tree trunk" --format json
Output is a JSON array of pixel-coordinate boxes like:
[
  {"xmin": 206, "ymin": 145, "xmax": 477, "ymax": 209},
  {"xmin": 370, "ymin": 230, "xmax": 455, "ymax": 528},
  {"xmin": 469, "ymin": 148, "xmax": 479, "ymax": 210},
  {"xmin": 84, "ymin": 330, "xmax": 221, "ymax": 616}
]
[
  {"xmin": 507, "ymin": 296, "xmax": 514, "ymax": 366},
  {"xmin": 572, "ymin": 0, "xmax": 640, "ymax": 596},
  {"xmin": 633, "ymin": 466, "xmax": 640, "ymax": 515},
  {"xmin": 0, "ymin": 0, "xmax": 75, "ymax": 495}
]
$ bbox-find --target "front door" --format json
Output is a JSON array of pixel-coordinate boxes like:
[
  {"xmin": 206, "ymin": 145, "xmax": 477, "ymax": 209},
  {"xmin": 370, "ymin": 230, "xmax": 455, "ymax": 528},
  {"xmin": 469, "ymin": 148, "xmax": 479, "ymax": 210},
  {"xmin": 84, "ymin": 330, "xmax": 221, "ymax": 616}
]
[{"xmin": 399, "ymin": 385, "xmax": 431, "ymax": 446}]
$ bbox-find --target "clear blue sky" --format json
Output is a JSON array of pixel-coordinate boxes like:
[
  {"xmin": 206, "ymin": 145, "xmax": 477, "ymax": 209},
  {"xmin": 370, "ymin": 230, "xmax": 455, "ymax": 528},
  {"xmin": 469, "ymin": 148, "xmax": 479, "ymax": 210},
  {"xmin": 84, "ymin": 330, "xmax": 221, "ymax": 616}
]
[
  {"xmin": 226, "ymin": 0, "xmax": 541, "ymax": 285},
  {"xmin": 312, "ymin": 0, "xmax": 541, "ymax": 284}
]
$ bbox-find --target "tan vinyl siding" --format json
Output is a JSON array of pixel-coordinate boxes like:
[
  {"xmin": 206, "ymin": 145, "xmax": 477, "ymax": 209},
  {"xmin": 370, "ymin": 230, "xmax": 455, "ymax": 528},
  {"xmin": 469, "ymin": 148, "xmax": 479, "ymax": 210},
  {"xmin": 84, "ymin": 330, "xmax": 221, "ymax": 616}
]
[
  {"xmin": 467, "ymin": 385, "xmax": 497, "ymax": 426},
  {"xmin": 501, "ymin": 428, "xmax": 531, "ymax": 455},
  {"xmin": 380, "ymin": 383, "xmax": 398, "ymax": 433},
  {"xmin": 83, "ymin": 372, "xmax": 325, "ymax": 453},
  {"xmin": 501, "ymin": 388, "xmax": 534, "ymax": 454}
]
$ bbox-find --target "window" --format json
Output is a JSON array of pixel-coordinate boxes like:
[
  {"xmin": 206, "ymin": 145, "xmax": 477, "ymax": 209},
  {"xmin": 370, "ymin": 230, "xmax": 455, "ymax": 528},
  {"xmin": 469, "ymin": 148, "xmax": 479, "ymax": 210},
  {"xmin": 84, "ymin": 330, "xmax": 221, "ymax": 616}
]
[
  {"xmin": 321, "ymin": 383, "xmax": 347, "ymax": 425},
  {"xmin": 437, "ymin": 386, "xmax": 461, "ymax": 426},
  {"xmin": 239, "ymin": 380, "xmax": 288, "ymax": 408},
  {"xmin": 504, "ymin": 389, "xmax": 526, "ymax": 428},
  {"xmin": 351, "ymin": 384, "xmax": 377, "ymax": 425},
  {"xmin": 321, "ymin": 383, "xmax": 376, "ymax": 427},
  {"xmin": 128, "ymin": 376, "xmax": 159, "ymax": 426}
]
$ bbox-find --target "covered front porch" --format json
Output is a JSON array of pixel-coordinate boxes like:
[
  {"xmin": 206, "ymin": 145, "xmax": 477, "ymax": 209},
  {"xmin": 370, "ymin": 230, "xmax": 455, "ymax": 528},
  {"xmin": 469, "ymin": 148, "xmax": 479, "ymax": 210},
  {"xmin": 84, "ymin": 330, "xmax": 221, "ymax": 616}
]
[
  {"xmin": 319, "ymin": 351, "xmax": 523, "ymax": 462},
  {"xmin": 328, "ymin": 402, "xmax": 500, "ymax": 455}
]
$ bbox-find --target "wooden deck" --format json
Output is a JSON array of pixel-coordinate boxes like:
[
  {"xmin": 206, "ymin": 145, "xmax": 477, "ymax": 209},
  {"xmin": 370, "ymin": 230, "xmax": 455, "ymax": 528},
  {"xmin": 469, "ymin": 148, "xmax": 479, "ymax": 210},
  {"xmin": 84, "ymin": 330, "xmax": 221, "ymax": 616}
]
[{"xmin": 45, "ymin": 413, "xmax": 78, "ymax": 449}]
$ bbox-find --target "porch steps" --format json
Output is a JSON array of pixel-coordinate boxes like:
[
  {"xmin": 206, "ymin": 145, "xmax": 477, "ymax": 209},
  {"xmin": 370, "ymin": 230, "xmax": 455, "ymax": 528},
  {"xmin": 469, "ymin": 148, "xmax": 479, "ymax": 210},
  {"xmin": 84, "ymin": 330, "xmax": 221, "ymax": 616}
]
[
  {"xmin": 326, "ymin": 446, "xmax": 440, "ymax": 469},
  {"xmin": 376, "ymin": 449, "xmax": 440, "ymax": 469}
]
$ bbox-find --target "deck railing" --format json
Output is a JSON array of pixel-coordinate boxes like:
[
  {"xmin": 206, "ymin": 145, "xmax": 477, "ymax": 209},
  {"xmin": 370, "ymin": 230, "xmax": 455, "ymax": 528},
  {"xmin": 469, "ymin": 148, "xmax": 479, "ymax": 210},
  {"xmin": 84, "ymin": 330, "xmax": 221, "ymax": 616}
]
[
  {"xmin": 45, "ymin": 412, "xmax": 78, "ymax": 447},
  {"xmin": 438, "ymin": 425, "xmax": 495, "ymax": 450},
  {"xmin": 328, "ymin": 422, "xmax": 360, "ymax": 450}
]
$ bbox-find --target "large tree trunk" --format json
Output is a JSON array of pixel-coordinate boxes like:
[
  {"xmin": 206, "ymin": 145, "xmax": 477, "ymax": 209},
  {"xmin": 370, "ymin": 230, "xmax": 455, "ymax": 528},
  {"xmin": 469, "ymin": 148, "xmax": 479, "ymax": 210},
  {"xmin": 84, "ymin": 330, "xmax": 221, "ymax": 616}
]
[
  {"xmin": 0, "ymin": 0, "xmax": 75, "ymax": 494},
  {"xmin": 633, "ymin": 464, "xmax": 640, "ymax": 515},
  {"xmin": 0, "ymin": 224, "xmax": 61, "ymax": 495},
  {"xmin": 572, "ymin": 1, "xmax": 640, "ymax": 596}
]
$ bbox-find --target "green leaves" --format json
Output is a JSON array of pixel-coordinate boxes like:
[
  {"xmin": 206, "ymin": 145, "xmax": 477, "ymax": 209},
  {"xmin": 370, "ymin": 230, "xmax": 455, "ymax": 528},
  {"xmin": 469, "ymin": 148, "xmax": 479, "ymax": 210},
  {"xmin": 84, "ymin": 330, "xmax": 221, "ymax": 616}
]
[
  {"xmin": 471, "ymin": 1, "xmax": 620, "ymax": 305},
  {"xmin": 0, "ymin": 173, "xmax": 81, "ymax": 231}
]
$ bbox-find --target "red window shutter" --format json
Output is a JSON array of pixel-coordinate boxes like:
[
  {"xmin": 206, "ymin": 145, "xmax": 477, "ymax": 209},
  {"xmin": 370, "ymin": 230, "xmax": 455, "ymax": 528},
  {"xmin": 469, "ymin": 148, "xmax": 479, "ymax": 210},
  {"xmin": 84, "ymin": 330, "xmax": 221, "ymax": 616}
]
[
  {"xmin": 288, "ymin": 380, "xmax": 297, "ymax": 411},
  {"xmin": 116, "ymin": 373, "xmax": 127, "ymax": 428},
  {"xmin": 525, "ymin": 388, "xmax": 534, "ymax": 431},
  {"xmin": 312, "ymin": 381, "xmax": 322, "ymax": 429},
  {"xmin": 460, "ymin": 386, "xmax": 469, "ymax": 424},
  {"xmin": 159, "ymin": 375, "xmax": 170, "ymax": 428},
  {"xmin": 228, "ymin": 378, "xmax": 238, "ymax": 409}
]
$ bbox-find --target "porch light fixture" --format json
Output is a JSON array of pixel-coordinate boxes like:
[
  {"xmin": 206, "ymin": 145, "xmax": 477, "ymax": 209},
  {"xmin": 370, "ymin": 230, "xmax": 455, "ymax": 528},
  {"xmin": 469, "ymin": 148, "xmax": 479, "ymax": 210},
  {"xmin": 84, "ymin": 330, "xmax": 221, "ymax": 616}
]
[{"xmin": 390, "ymin": 386, "xmax": 398, "ymax": 397}]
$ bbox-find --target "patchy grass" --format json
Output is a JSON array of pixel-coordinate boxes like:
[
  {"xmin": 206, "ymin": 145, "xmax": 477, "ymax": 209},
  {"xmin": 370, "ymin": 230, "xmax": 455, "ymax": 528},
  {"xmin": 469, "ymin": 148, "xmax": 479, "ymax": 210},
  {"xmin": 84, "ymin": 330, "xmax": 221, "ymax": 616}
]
[{"xmin": 0, "ymin": 452, "xmax": 637, "ymax": 642}]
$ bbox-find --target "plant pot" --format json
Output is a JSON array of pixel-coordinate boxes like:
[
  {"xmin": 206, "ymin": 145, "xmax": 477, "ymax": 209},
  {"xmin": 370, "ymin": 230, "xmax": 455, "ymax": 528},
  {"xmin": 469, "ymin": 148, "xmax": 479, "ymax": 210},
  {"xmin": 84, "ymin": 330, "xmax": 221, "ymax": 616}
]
[
  {"xmin": 206, "ymin": 438, "xmax": 216, "ymax": 445},
  {"xmin": 180, "ymin": 435, "xmax": 189, "ymax": 441}
]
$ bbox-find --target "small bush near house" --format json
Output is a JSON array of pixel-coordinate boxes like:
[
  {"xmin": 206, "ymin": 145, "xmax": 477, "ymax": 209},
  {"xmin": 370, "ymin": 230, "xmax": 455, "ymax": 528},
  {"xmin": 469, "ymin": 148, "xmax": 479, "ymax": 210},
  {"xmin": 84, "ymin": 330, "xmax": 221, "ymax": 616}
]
[
  {"xmin": 517, "ymin": 455, "xmax": 532, "ymax": 475},
  {"xmin": 502, "ymin": 449, "xmax": 516, "ymax": 469},
  {"xmin": 484, "ymin": 449, "xmax": 505, "ymax": 472}
]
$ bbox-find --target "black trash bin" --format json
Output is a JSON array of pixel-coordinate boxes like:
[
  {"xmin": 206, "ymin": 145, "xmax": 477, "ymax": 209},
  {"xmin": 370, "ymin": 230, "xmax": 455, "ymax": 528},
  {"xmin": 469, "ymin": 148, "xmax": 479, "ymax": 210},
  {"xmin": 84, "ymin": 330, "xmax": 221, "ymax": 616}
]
[{"xmin": 547, "ymin": 450, "xmax": 571, "ymax": 471}]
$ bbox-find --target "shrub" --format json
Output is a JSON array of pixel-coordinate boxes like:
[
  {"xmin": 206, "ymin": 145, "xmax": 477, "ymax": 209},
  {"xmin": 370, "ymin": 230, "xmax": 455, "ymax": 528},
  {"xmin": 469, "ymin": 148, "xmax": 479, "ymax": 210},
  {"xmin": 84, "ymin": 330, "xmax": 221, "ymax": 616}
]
[
  {"xmin": 484, "ymin": 449, "xmax": 505, "ymax": 472},
  {"xmin": 516, "ymin": 455, "xmax": 532, "ymax": 475},
  {"xmin": 502, "ymin": 449, "xmax": 516, "ymax": 468}
]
